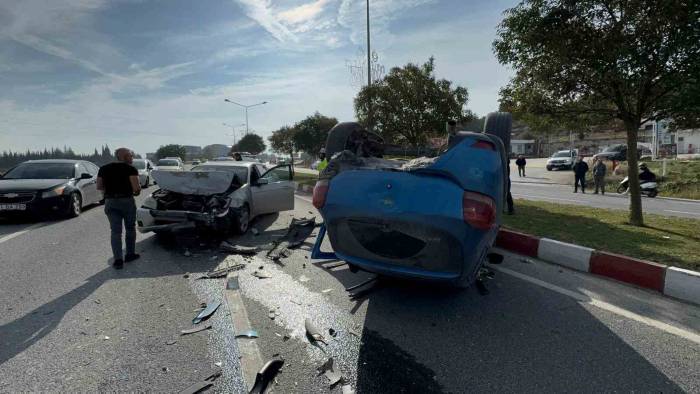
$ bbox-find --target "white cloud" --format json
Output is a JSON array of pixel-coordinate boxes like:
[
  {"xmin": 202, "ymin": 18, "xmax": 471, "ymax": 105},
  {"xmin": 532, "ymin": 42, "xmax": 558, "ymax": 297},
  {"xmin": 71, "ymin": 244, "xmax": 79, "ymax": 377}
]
[
  {"xmin": 278, "ymin": 0, "xmax": 331, "ymax": 25},
  {"xmin": 234, "ymin": 0, "xmax": 299, "ymax": 42}
]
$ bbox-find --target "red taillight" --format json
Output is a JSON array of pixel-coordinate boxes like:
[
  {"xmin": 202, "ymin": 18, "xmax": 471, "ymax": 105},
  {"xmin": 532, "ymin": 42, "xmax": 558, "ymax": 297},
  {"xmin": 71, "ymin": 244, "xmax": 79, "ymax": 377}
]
[
  {"xmin": 471, "ymin": 140, "xmax": 495, "ymax": 150},
  {"xmin": 313, "ymin": 180, "xmax": 329, "ymax": 209},
  {"xmin": 462, "ymin": 191, "xmax": 496, "ymax": 230}
]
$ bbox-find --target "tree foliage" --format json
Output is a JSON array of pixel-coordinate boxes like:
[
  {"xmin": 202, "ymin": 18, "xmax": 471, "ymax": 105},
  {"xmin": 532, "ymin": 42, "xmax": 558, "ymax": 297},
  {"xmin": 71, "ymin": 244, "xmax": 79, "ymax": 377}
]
[
  {"xmin": 354, "ymin": 57, "xmax": 473, "ymax": 147},
  {"xmin": 0, "ymin": 145, "xmax": 115, "ymax": 172},
  {"xmin": 293, "ymin": 113, "xmax": 338, "ymax": 156},
  {"xmin": 156, "ymin": 144, "xmax": 186, "ymax": 161},
  {"xmin": 268, "ymin": 126, "xmax": 297, "ymax": 157},
  {"xmin": 493, "ymin": 0, "xmax": 700, "ymax": 226},
  {"xmin": 232, "ymin": 133, "xmax": 266, "ymax": 155}
]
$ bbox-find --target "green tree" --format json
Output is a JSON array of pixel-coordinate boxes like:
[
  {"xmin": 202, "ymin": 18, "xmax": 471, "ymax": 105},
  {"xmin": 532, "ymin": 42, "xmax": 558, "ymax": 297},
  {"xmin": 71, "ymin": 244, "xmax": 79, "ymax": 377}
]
[
  {"xmin": 293, "ymin": 112, "xmax": 338, "ymax": 156},
  {"xmin": 493, "ymin": 0, "xmax": 700, "ymax": 226},
  {"xmin": 354, "ymin": 57, "xmax": 472, "ymax": 147},
  {"xmin": 268, "ymin": 126, "xmax": 297, "ymax": 158},
  {"xmin": 155, "ymin": 144, "xmax": 186, "ymax": 161},
  {"xmin": 232, "ymin": 133, "xmax": 266, "ymax": 155}
]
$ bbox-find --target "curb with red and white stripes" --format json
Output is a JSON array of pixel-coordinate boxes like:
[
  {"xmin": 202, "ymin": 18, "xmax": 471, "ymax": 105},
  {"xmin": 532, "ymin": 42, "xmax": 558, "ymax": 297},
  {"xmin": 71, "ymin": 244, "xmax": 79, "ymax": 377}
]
[{"xmin": 495, "ymin": 229, "xmax": 700, "ymax": 306}]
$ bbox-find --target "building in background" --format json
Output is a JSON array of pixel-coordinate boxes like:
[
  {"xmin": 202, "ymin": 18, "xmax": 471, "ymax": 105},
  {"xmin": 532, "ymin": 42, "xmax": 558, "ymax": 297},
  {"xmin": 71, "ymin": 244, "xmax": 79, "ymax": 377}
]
[
  {"xmin": 183, "ymin": 145, "xmax": 202, "ymax": 161},
  {"xmin": 202, "ymin": 144, "xmax": 231, "ymax": 159},
  {"xmin": 511, "ymin": 139, "xmax": 536, "ymax": 157},
  {"xmin": 676, "ymin": 129, "xmax": 700, "ymax": 155}
]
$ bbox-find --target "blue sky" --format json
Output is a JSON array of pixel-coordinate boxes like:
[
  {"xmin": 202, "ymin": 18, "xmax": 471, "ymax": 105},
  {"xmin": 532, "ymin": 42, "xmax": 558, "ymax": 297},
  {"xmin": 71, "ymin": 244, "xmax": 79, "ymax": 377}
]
[{"xmin": 0, "ymin": 0, "xmax": 517, "ymax": 155}]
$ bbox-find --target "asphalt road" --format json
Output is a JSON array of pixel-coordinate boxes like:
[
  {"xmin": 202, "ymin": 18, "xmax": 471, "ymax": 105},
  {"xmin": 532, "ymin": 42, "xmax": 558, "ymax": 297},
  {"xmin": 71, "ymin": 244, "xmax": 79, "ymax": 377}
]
[
  {"xmin": 1, "ymin": 191, "xmax": 698, "ymax": 392},
  {"xmin": 0, "ymin": 187, "xmax": 245, "ymax": 393}
]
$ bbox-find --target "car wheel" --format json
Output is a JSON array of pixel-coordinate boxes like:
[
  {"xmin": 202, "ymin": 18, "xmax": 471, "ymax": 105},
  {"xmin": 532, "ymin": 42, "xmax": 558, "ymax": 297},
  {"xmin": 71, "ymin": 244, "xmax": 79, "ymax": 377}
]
[
  {"xmin": 483, "ymin": 112, "xmax": 512, "ymax": 155},
  {"xmin": 546, "ymin": 166, "xmax": 552, "ymax": 171},
  {"xmin": 231, "ymin": 204, "xmax": 250, "ymax": 235},
  {"xmin": 648, "ymin": 190, "xmax": 658, "ymax": 198},
  {"xmin": 67, "ymin": 193, "xmax": 82, "ymax": 218}
]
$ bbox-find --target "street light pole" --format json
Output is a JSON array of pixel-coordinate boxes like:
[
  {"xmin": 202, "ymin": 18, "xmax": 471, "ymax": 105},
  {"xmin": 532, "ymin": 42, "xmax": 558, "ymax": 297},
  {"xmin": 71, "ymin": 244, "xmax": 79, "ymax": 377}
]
[
  {"xmin": 224, "ymin": 99, "xmax": 268, "ymax": 136},
  {"xmin": 223, "ymin": 122, "xmax": 246, "ymax": 146}
]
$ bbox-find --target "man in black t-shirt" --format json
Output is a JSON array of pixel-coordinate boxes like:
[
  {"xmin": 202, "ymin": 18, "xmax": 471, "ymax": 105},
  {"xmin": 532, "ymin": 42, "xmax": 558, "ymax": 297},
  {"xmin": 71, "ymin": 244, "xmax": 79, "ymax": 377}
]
[{"xmin": 97, "ymin": 148, "xmax": 142, "ymax": 269}]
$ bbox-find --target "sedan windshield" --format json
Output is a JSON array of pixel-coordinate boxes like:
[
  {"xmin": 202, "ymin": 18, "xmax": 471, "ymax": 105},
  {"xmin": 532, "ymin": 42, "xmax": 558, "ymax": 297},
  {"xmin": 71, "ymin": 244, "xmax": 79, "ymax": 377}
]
[
  {"xmin": 158, "ymin": 159, "xmax": 179, "ymax": 166},
  {"xmin": 603, "ymin": 145, "xmax": 624, "ymax": 152},
  {"xmin": 191, "ymin": 165, "xmax": 248, "ymax": 183},
  {"xmin": 132, "ymin": 160, "xmax": 146, "ymax": 170},
  {"xmin": 3, "ymin": 163, "xmax": 76, "ymax": 179},
  {"xmin": 552, "ymin": 151, "xmax": 571, "ymax": 158}
]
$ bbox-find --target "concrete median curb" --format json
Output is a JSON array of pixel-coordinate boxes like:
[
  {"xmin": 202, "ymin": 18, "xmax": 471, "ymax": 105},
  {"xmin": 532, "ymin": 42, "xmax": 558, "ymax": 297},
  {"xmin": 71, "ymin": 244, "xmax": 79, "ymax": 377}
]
[{"xmin": 495, "ymin": 228, "xmax": 700, "ymax": 306}]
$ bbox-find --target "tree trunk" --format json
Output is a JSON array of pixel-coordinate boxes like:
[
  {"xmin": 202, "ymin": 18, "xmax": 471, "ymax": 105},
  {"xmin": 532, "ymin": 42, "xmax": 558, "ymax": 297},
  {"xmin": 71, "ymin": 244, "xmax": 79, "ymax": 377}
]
[{"xmin": 624, "ymin": 123, "xmax": 644, "ymax": 226}]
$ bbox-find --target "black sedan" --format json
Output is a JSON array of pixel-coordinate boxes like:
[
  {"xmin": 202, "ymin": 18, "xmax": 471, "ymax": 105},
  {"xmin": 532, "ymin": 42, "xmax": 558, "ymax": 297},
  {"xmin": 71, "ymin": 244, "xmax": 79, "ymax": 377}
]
[{"xmin": 0, "ymin": 160, "xmax": 103, "ymax": 219}]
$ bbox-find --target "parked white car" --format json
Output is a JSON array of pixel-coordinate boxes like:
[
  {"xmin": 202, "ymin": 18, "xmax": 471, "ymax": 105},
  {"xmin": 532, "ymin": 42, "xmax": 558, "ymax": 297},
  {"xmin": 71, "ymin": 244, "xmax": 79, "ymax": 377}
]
[
  {"xmin": 132, "ymin": 159, "xmax": 154, "ymax": 187},
  {"xmin": 137, "ymin": 161, "xmax": 294, "ymax": 234},
  {"xmin": 156, "ymin": 157, "xmax": 184, "ymax": 171},
  {"xmin": 546, "ymin": 149, "xmax": 579, "ymax": 171}
]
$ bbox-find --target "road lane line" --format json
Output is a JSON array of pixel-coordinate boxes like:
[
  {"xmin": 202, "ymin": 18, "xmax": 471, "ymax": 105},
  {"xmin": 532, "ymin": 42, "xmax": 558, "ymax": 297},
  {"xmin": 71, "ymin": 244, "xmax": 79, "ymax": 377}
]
[
  {"xmin": 664, "ymin": 210, "xmax": 700, "ymax": 216},
  {"xmin": 492, "ymin": 265, "xmax": 700, "ymax": 345},
  {"xmin": 0, "ymin": 223, "xmax": 46, "ymax": 245},
  {"xmin": 512, "ymin": 193, "xmax": 582, "ymax": 203}
]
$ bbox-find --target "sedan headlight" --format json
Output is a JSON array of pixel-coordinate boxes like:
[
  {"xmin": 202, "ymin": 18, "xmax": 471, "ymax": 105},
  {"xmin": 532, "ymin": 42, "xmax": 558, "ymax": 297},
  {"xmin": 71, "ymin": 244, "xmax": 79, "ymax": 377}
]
[
  {"xmin": 42, "ymin": 186, "xmax": 66, "ymax": 198},
  {"xmin": 141, "ymin": 195, "xmax": 157, "ymax": 210}
]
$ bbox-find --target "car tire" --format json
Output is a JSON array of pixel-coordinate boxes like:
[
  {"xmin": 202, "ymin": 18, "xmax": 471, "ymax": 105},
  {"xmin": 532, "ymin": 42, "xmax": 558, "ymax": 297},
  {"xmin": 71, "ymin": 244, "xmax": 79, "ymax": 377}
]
[
  {"xmin": 546, "ymin": 166, "xmax": 552, "ymax": 171},
  {"xmin": 483, "ymin": 112, "xmax": 512, "ymax": 155},
  {"xmin": 648, "ymin": 190, "xmax": 658, "ymax": 198},
  {"xmin": 231, "ymin": 204, "xmax": 250, "ymax": 235},
  {"xmin": 325, "ymin": 122, "xmax": 362, "ymax": 158},
  {"xmin": 67, "ymin": 193, "xmax": 82, "ymax": 218}
]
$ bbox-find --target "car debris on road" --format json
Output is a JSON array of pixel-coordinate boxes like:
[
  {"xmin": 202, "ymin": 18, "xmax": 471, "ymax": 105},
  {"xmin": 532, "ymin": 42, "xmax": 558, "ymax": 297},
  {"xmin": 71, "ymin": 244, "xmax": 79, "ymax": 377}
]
[
  {"xmin": 266, "ymin": 217, "xmax": 316, "ymax": 261},
  {"xmin": 192, "ymin": 301, "xmax": 221, "ymax": 324},
  {"xmin": 305, "ymin": 318, "xmax": 328, "ymax": 346},
  {"xmin": 317, "ymin": 357, "xmax": 343, "ymax": 387},
  {"xmin": 249, "ymin": 358, "xmax": 284, "ymax": 394},
  {"xmin": 177, "ymin": 367, "xmax": 221, "ymax": 394},
  {"xmin": 220, "ymin": 241, "xmax": 259, "ymax": 255},
  {"xmin": 180, "ymin": 323, "xmax": 213, "ymax": 336}
]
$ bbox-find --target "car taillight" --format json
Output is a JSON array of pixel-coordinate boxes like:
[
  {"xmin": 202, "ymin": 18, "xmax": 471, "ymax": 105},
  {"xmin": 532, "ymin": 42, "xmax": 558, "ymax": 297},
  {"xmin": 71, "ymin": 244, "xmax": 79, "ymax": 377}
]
[
  {"xmin": 471, "ymin": 140, "xmax": 495, "ymax": 150},
  {"xmin": 462, "ymin": 191, "xmax": 496, "ymax": 230},
  {"xmin": 313, "ymin": 180, "xmax": 329, "ymax": 209}
]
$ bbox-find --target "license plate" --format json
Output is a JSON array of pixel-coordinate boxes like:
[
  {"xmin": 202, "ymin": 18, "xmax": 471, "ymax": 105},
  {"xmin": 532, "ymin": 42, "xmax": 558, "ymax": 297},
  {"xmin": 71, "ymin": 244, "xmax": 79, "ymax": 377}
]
[{"xmin": 0, "ymin": 204, "xmax": 26, "ymax": 211}]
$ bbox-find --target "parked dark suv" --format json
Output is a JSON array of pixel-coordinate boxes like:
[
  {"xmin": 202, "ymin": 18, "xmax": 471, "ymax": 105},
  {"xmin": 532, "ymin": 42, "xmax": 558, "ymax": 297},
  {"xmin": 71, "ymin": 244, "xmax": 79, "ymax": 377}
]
[{"xmin": 593, "ymin": 144, "xmax": 652, "ymax": 162}]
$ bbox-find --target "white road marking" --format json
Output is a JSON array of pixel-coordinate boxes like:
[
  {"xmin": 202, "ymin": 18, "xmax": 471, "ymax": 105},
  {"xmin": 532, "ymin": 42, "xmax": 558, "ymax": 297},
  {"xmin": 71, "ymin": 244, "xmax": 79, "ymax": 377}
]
[
  {"xmin": 0, "ymin": 223, "xmax": 46, "ymax": 245},
  {"xmin": 664, "ymin": 209, "xmax": 700, "ymax": 216},
  {"xmin": 512, "ymin": 193, "xmax": 581, "ymax": 203},
  {"xmin": 492, "ymin": 265, "xmax": 700, "ymax": 345}
]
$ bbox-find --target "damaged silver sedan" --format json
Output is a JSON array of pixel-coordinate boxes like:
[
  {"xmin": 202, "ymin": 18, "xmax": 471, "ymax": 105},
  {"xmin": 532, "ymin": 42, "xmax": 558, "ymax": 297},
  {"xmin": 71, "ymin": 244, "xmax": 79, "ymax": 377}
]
[{"xmin": 137, "ymin": 161, "xmax": 294, "ymax": 234}]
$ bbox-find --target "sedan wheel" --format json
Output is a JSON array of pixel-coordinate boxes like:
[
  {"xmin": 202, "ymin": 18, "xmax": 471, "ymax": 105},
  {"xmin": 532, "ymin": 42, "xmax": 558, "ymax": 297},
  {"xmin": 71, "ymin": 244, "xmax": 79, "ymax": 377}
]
[
  {"xmin": 232, "ymin": 205, "xmax": 250, "ymax": 234},
  {"xmin": 67, "ymin": 193, "xmax": 82, "ymax": 218}
]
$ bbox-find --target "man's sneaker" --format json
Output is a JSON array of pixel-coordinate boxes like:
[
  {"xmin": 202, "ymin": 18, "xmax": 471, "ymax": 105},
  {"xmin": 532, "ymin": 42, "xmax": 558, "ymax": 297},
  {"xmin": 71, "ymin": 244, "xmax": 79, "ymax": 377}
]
[
  {"xmin": 125, "ymin": 253, "xmax": 140, "ymax": 263},
  {"xmin": 113, "ymin": 259, "xmax": 124, "ymax": 269}
]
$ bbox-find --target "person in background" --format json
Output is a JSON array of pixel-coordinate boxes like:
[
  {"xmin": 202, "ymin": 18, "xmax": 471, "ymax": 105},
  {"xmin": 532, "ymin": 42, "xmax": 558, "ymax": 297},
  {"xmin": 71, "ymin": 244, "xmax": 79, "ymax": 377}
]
[
  {"xmin": 317, "ymin": 148, "xmax": 328, "ymax": 172},
  {"xmin": 639, "ymin": 163, "xmax": 656, "ymax": 182},
  {"xmin": 572, "ymin": 155, "xmax": 589, "ymax": 193},
  {"xmin": 515, "ymin": 154, "xmax": 526, "ymax": 177},
  {"xmin": 233, "ymin": 152, "xmax": 242, "ymax": 161},
  {"xmin": 592, "ymin": 158, "xmax": 607, "ymax": 195},
  {"xmin": 97, "ymin": 148, "xmax": 141, "ymax": 269}
]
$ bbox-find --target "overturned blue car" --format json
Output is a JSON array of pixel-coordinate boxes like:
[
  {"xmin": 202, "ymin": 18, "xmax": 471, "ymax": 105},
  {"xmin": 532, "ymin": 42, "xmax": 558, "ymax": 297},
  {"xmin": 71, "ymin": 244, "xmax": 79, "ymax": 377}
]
[{"xmin": 311, "ymin": 112, "xmax": 511, "ymax": 288}]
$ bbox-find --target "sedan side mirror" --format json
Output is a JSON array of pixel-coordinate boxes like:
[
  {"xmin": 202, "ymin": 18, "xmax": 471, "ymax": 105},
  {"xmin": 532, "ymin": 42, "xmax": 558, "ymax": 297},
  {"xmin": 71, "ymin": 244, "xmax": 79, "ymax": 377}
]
[
  {"xmin": 80, "ymin": 173, "xmax": 93, "ymax": 180},
  {"xmin": 256, "ymin": 178, "xmax": 269, "ymax": 186}
]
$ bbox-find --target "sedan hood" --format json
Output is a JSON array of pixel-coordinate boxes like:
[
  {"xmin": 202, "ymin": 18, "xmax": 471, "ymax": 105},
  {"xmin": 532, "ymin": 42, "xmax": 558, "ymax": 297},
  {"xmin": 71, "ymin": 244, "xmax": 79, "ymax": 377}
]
[
  {"xmin": 152, "ymin": 170, "xmax": 233, "ymax": 195},
  {"xmin": 0, "ymin": 179, "xmax": 67, "ymax": 192}
]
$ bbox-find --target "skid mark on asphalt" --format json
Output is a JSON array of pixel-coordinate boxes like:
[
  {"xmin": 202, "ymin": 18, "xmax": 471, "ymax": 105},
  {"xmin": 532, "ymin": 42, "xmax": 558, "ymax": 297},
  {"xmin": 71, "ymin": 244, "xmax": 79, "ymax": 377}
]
[
  {"xmin": 0, "ymin": 223, "xmax": 46, "ymax": 245},
  {"xmin": 493, "ymin": 266, "xmax": 700, "ymax": 345}
]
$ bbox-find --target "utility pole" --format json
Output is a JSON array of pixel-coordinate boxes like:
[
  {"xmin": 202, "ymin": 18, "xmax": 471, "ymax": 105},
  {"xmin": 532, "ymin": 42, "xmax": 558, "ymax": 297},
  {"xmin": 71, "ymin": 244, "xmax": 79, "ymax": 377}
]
[{"xmin": 366, "ymin": 0, "xmax": 372, "ymax": 130}]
